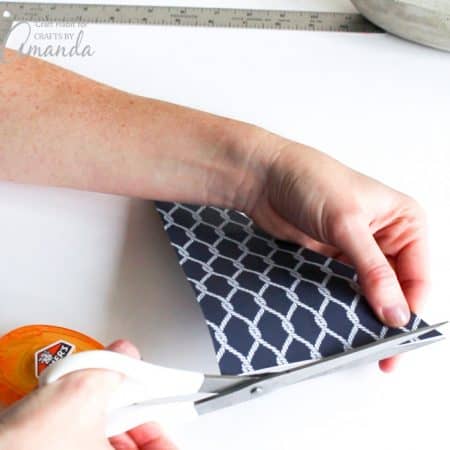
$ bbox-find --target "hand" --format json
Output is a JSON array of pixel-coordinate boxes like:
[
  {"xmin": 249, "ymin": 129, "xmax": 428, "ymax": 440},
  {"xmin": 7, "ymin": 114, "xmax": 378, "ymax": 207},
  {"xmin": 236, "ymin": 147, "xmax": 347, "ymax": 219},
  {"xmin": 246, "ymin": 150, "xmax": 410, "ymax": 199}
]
[
  {"xmin": 0, "ymin": 51, "xmax": 429, "ymax": 373},
  {"xmin": 0, "ymin": 340, "xmax": 177, "ymax": 450},
  {"xmin": 239, "ymin": 136, "xmax": 429, "ymax": 371}
]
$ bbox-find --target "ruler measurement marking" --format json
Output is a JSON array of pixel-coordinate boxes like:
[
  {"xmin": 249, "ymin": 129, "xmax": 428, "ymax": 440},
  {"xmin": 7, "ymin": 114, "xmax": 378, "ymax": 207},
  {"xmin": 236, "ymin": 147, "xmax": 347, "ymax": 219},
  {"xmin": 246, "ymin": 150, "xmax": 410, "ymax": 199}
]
[{"xmin": 0, "ymin": 1, "xmax": 383, "ymax": 52}]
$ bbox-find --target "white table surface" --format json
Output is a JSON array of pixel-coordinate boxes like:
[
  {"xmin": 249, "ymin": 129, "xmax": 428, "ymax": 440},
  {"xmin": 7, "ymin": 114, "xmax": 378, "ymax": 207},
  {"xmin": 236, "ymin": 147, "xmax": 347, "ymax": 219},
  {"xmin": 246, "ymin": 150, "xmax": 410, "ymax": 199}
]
[{"xmin": 2, "ymin": 1, "xmax": 450, "ymax": 448}]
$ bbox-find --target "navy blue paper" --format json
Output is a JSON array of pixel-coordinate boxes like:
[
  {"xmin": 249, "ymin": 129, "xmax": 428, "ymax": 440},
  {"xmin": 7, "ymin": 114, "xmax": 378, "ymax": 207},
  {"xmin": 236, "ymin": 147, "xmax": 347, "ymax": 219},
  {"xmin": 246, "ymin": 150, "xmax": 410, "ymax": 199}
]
[{"xmin": 155, "ymin": 202, "xmax": 439, "ymax": 375}]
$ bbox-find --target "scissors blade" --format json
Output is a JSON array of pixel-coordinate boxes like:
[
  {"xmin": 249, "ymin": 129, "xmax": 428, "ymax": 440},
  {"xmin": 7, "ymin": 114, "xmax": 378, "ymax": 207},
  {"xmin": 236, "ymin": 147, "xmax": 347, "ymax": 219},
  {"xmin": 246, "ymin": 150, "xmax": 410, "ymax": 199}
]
[
  {"xmin": 196, "ymin": 322, "xmax": 446, "ymax": 414},
  {"xmin": 200, "ymin": 374, "xmax": 261, "ymax": 394}
]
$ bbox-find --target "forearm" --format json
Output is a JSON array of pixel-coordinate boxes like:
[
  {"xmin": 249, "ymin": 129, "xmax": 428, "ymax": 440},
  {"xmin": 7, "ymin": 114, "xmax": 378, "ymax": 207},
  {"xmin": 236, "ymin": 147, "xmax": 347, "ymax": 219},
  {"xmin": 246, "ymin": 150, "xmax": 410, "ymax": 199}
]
[{"xmin": 0, "ymin": 49, "xmax": 276, "ymax": 208}]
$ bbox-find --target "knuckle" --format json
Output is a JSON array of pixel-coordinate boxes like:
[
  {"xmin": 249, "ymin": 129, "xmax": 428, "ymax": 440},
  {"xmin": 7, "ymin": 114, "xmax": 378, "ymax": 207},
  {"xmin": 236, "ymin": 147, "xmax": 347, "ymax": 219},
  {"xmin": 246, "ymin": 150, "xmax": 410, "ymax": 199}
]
[
  {"xmin": 414, "ymin": 202, "xmax": 427, "ymax": 223},
  {"xmin": 328, "ymin": 210, "xmax": 362, "ymax": 242},
  {"xmin": 364, "ymin": 263, "xmax": 396, "ymax": 288},
  {"xmin": 398, "ymin": 197, "xmax": 428, "ymax": 238},
  {"xmin": 59, "ymin": 370, "xmax": 103, "ymax": 397},
  {"xmin": 403, "ymin": 195, "xmax": 426, "ymax": 220}
]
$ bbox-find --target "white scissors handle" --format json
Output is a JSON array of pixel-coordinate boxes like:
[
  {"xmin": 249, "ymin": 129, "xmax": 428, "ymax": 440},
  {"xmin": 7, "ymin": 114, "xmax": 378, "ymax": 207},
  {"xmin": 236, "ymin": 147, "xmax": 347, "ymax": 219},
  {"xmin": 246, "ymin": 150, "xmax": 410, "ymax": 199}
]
[{"xmin": 39, "ymin": 350, "xmax": 204, "ymax": 437}]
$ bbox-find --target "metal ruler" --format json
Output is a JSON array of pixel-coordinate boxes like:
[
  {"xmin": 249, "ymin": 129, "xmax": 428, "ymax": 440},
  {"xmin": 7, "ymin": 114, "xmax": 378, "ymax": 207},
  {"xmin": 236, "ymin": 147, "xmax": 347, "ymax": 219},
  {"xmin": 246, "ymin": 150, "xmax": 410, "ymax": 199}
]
[{"xmin": 0, "ymin": 2, "xmax": 382, "ymax": 51}]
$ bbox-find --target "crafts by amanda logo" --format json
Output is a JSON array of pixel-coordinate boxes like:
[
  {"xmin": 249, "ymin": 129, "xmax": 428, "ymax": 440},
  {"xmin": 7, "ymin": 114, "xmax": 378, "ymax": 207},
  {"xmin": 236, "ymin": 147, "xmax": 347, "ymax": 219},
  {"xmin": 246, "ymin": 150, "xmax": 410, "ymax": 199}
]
[
  {"xmin": 2, "ymin": 21, "xmax": 95, "ymax": 60},
  {"xmin": 34, "ymin": 340, "xmax": 76, "ymax": 378}
]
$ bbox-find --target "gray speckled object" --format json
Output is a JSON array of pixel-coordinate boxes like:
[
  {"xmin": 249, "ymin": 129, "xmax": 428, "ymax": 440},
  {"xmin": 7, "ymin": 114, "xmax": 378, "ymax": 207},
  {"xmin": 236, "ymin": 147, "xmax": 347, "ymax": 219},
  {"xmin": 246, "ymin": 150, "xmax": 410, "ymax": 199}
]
[{"xmin": 352, "ymin": 0, "xmax": 450, "ymax": 51}]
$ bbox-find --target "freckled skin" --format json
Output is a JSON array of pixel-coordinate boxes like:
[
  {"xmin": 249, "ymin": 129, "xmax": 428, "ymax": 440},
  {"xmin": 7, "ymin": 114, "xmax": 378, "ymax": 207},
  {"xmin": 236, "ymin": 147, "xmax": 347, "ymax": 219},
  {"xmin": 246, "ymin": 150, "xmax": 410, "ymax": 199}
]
[
  {"xmin": 0, "ymin": 48, "xmax": 265, "ymax": 205},
  {"xmin": 0, "ymin": 48, "xmax": 430, "ymax": 378}
]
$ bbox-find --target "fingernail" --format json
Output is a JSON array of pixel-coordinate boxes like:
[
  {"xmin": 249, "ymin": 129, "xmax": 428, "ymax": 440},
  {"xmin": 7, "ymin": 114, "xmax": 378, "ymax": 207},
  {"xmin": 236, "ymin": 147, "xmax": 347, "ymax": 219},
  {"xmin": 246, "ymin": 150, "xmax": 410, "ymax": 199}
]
[{"xmin": 382, "ymin": 305, "xmax": 411, "ymax": 327}]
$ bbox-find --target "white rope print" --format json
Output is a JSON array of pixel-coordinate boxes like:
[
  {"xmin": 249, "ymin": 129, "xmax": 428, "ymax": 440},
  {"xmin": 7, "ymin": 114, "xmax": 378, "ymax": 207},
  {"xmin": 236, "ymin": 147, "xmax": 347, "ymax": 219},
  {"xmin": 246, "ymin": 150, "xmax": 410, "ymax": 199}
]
[{"xmin": 155, "ymin": 202, "xmax": 434, "ymax": 375}]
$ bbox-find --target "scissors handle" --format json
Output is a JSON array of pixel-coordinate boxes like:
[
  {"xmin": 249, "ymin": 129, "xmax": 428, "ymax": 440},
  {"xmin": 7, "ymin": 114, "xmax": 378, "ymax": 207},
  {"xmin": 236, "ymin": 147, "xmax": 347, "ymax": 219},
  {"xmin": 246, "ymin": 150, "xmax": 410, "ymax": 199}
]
[
  {"xmin": 39, "ymin": 350, "xmax": 204, "ymax": 437},
  {"xmin": 106, "ymin": 402, "xmax": 199, "ymax": 437}
]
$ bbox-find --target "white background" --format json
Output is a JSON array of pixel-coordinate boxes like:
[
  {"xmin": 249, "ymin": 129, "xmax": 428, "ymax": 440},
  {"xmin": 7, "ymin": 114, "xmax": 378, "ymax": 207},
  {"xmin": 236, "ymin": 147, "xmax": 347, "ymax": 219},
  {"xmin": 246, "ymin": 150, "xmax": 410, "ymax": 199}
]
[{"xmin": 2, "ymin": 0, "xmax": 450, "ymax": 449}]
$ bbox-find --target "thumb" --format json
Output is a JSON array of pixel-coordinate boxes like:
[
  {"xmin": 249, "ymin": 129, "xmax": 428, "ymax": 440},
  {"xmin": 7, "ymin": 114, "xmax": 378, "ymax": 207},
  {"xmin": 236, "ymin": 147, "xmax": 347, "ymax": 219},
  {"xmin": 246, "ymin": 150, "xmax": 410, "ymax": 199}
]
[
  {"xmin": 336, "ymin": 222, "xmax": 411, "ymax": 328},
  {"xmin": 88, "ymin": 339, "xmax": 141, "ymax": 400},
  {"xmin": 57, "ymin": 340, "xmax": 141, "ymax": 408}
]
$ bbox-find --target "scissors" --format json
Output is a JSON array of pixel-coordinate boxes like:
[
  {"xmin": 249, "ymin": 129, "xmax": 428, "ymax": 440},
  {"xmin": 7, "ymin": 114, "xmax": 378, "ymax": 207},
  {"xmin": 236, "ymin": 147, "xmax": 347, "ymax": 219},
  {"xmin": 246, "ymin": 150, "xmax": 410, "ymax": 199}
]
[{"xmin": 39, "ymin": 322, "xmax": 445, "ymax": 437}]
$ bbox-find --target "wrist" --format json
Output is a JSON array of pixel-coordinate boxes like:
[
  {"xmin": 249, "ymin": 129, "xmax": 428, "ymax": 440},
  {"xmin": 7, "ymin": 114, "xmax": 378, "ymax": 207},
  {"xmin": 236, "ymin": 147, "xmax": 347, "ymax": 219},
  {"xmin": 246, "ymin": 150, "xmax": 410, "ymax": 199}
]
[
  {"xmin": 213, "ymin": 119, "xmax": 285, "ymax": 211},
  {"xmin": 101, "ymin": 91, "xmax": 278, "ymax": 208}
]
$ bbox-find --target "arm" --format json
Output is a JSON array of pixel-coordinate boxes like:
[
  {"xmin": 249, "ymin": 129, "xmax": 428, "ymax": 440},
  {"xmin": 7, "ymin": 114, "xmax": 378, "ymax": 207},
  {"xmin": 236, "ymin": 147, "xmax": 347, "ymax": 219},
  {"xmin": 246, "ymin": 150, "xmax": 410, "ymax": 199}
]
[
  {"xmin": 0, "ymin": 48, "xmax": 270, "ymax": 209},
  {"xmin": 0, "ymin": 49, "xmax": 429, "ymax": 368}
]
